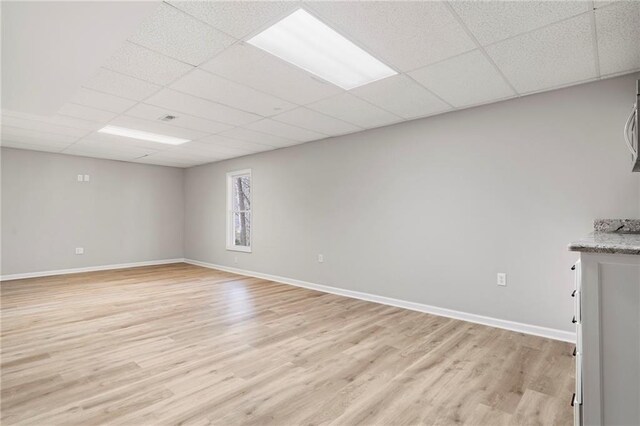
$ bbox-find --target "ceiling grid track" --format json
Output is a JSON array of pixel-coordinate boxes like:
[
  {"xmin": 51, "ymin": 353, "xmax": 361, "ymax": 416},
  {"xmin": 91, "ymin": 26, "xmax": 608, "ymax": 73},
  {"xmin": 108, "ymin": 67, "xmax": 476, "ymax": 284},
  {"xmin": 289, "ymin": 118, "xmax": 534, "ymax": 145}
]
[
  {"xmin": 443, "ymin": 2, "xmax": 520, "ymax": 97},
  {"xmin": 589, "ymin": 1, "xmax": 602, "ymax": 78}
]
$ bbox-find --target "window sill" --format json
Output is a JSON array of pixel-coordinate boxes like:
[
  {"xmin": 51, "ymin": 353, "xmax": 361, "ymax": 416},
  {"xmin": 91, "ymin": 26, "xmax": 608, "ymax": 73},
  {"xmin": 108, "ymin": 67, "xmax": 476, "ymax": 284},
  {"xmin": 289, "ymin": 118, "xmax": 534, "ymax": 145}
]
[{"xmin": 226, "ymin": 246, "xmax": 252, "ymax": 253}]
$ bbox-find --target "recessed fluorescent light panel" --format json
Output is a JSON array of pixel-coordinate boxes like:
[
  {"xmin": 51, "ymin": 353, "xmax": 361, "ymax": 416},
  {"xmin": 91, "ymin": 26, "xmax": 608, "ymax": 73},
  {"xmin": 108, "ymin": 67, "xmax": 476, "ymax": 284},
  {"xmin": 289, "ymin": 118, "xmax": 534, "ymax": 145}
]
[
  {"xmin": 247, "ymin": 9, "xmax": 397, "ymax": 90},
  {"xmin": 98, "ymin": 125, "xmax": 190, "ymax": 145}
]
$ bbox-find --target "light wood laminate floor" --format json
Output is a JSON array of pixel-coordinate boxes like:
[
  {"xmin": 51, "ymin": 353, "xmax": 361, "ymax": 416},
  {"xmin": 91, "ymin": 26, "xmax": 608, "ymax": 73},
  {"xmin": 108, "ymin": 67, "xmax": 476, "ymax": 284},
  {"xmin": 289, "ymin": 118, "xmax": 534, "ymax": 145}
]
[{"xmin": 1, "ymin": 263, "xmax": 574, "ymax": 425}]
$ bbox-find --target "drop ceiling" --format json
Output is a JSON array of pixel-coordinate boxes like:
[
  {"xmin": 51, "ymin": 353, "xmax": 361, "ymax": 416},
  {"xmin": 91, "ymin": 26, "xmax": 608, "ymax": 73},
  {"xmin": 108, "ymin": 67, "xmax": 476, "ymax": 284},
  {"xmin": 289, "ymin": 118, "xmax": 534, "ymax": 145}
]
[{"xmin": 1, "ymin": 0, "xmax": 638, "ymax": 168}]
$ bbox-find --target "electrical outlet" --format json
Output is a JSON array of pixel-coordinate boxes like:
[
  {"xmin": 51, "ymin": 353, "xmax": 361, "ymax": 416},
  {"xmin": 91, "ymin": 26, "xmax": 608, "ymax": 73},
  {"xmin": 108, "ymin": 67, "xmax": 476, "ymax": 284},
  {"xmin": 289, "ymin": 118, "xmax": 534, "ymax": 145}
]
[
  {"xmin": 318, "ymin": 254, "xmax": 324, "ymax": 263},
  {"xmin": 75, "ymin": 247, "xmax": 84, "ymax": 255},
  {"xmin": 84, "ymin": 174, "xmax": 90, "ymax": 182},
  {"xmin": 77, "ymin": 174, "xmax": 84, "ymax": 182},
  {"xmin": 497, "ymin": 273, "xmax": 506, "ymax": 286},
  {"xmin": 234, "ymin": 256, "xmax": 238, "ymax": 264}
]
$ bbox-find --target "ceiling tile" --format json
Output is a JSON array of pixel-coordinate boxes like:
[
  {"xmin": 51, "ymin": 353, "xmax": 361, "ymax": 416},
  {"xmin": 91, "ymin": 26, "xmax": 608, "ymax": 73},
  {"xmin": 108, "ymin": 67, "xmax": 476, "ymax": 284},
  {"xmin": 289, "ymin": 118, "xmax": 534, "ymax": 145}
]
[
  {"xmin": 84, "ymin": 68, "xmax": 161, "ymax": 101},
  {"xmin": 450, "ymin": 1, "xmax": 590, "ymax": 46},
  {"xmin": 67, "ymin": 136, "xmax": 162, "ymax": 154},
  {"xmin": 351, "ymin": 74, "xmax": 451, "ymax": 119},
  {"xmin": 0, "ymin": 139, "xmax": 68, "ymax": 153},
  {"xmin": 200, "ymin": 43, "xmax": 342, "ymax": 105},
  {"xmin": 169, "ymin": 1, "xmax": 298, "ymax": 39},
  {"xmin": 145, "ymin": 88, "xmax": 261, "ymax": 126},
  {"xmin": 62, "ymin": 139, "xmax": 160, "ymax": 161},
  {"xmin": 71, "ymin": 88, "xmax": 138, "ymax": 114},
  {"xmin": 153, "ymin": 143, "xmax": 238, "ymax": 162},
  {"xmin": 107, "ymin": 116, "xmax": 209, "ymax": 141},
  {"xmin": 1, "ymin": 126, "xmax": 80, "ymax": 146},
  {"xmin": 409, "ymin": 50, "xmax": 516, "ymax": 108},
  {"xmin": 595, "ymin": 1, "xmax": 640, "ymax": 76},
  {"xmin": 218, "ymin": 127, "xmax": 297, "ymax": 148},
  {"xmin": 137, "ymin": 160, "xmax": 196, "ymax": 168},
  {"xmin": 485, "ymin": 14, "xmax": 597, "ymax": 94},
  {"xmin": 134, "ymin": 153, "xmax": 203, "ymax": 167},
  {"xmin": 104, "ymin": 41, "xmax": 194, "ymax": 85},
  {"xmin": 1, "ymin": 113, "xmax": 93, "ymax": 137},
  {"xmin": 126, "ymin": 103, "xmax": 233, "ymax": 134},
  {"xmin": 170, "ymin": 69, "xmax": 296, "ymax": 117},
  {"xmin": 61, "ymin": 149, "xmax": 144, "ymax": 162},
  {"xmin": 307, "ymin": 93, "xmax": 402, "ymax": 128},
  {"xmin": 200, "ymin": 134, "xmax": 277, "ymax": 152},
  {"xmin": 79, "ymin": 131, "xmax": 179, "ymax": 152},
  {"xmin": 129, "ymin": 3, "xmax": 235, "ymax": 66},
  {"xmin": 306, "ymin": 1, "xmax": 475, "ymax": 72},
  {"xmin": 246, "ymin": 119, "xmax": 326, "ymax": 142},
  {"xmin": 160, "ymin": 153, "xmax": 216, "ymax": 163},
  {"xmin": 179, "ymin": 141, "xmax": 249, "ymax": 159},
  {"xmin": 58, "ymin": 103, "xmax": 118, "ymax": 123},
  {"xmin": 40, "ymin": 115, "xmax": 102, "ymax": 132},
  {"xmin": 272, "ymin": 107, "xmax": 361, "ymax": 136}
]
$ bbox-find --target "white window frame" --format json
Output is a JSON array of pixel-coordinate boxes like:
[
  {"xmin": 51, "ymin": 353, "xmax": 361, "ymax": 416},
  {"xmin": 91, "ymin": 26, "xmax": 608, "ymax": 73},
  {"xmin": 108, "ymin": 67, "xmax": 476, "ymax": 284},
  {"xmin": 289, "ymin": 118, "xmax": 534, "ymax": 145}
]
[{"xmin": 226, "ymin": 169, "xmax": 252, "ymax": 253}]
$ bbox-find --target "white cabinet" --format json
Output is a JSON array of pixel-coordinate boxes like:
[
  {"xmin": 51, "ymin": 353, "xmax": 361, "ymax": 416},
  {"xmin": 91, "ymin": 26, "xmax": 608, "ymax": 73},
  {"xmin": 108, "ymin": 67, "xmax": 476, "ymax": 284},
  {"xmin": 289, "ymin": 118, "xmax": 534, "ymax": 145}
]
[
  {"xmin": 572, "ymin": 260, "xmax": 583, "ymax": 426},
  {"xmin": 573, "ymin": 253, "xmax": 640, "ymax": 426}
]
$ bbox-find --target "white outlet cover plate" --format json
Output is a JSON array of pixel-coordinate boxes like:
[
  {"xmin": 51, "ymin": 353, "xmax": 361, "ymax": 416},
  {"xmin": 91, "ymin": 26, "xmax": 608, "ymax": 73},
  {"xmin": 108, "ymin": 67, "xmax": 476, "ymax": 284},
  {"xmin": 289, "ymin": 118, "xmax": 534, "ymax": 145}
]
[{"xmin": 497, "ymin": 273, "xmax": 506, "ymax": 286}]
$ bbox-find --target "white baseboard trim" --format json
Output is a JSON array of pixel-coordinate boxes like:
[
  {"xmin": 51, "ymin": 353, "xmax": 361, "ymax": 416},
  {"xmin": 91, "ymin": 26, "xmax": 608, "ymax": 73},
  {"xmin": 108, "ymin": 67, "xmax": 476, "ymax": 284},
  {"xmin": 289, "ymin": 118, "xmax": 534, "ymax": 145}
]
[
  {"xmin": 185, "ymin": 258, "xmax": 576, "ymax": 343},
  {"xmin": 0, "ymin": 258, "xmax": 186, "ymax": 281}
]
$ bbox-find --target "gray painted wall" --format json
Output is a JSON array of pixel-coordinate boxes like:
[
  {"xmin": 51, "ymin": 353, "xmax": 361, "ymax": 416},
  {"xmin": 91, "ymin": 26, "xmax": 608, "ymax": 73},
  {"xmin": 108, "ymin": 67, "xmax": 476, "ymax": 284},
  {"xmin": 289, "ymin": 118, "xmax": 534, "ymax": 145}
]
[
  {"xmin": 1, "ymin": 148, "xmax": 184, "ymax": 275},
  {"xmin": 2, "ymin": 75, "xmax": 638, "ymax": 332},
  {"xmin": 184, "ymin": 74, "xmax": 640, "ymax": 332}
]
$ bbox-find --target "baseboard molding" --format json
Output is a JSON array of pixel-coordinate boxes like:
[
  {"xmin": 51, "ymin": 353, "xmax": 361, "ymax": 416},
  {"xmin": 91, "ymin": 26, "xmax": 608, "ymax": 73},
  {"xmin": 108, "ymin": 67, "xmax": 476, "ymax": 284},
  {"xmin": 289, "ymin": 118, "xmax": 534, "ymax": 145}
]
[
  {"xmin": 0, "ymin": 258, "xmax": 186, "ymax": 281},
  {"xmin": 185, "ymin": 258, "xmax": 576, "ymax": 343}
]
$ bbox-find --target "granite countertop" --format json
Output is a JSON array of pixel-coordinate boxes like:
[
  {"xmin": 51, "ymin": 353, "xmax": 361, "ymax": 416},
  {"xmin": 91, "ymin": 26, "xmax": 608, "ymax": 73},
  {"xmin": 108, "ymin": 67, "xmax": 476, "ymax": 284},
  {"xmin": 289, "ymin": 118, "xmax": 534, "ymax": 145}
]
[{"xmin": 569, "ymin": 219, "xmax": 640, "ymax": 255}]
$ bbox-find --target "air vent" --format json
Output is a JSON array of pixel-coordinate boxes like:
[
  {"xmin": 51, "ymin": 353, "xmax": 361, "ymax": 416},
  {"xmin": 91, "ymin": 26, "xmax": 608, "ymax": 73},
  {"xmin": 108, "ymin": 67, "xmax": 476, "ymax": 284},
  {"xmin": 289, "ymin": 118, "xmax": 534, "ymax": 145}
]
[{"xmin": 159, "ymin": 115, "xmax": 177, "ymax": 122}]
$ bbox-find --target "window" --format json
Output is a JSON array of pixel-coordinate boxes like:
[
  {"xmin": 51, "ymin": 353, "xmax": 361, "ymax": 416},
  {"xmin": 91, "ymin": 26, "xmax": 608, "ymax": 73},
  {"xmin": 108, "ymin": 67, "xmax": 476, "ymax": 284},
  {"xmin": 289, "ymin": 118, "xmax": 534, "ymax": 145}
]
[{"xmin": 226, "ymin": 169, "xmax": 251, "ymax": 252}]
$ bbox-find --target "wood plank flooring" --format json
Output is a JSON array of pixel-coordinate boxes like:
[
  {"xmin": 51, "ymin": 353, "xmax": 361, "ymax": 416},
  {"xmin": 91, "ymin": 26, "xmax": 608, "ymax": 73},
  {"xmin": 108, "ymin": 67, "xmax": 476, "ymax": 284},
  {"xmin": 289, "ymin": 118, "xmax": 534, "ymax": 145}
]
[{"xmin": 1, "ymin": 263, "xmax": 574, "ymax": 425}]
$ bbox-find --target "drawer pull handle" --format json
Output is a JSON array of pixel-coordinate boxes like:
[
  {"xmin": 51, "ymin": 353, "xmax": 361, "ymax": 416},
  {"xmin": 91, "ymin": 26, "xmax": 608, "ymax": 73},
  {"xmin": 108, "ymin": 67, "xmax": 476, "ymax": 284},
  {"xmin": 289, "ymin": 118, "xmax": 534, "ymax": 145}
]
[
  {"xmin": 572, "ymin": 290, "xmax": 577, "ymax": 297},
  {"xmin": 571, "ymin": 393, "xmax": 576, "ymax": 407},
  {"xmin": 572, "ymin": 316, "xmax": 577, "ymax": 324},
  {"xmin": 571, "ymin": 265, "xmax": 576, "ymax": 271},
  {"xmin": 573, "ymin": 347, "xmax": 577, "ymax": 357}
]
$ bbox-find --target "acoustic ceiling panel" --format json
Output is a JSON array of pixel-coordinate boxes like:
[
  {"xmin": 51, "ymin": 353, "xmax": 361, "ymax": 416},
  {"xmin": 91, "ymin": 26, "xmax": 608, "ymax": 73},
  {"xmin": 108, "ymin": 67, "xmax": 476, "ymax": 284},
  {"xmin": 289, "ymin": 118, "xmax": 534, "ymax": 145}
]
[
  {"xmin": 485, "ymin": 14, "xmax": 597, "ymax": 94},
  {"xmin": 129, "ymin": 3, "xmax": 235, "ymax": 66},
  {"xmin": 409, "ymin": 50, "xmax": 516, "ymax": 107}
]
